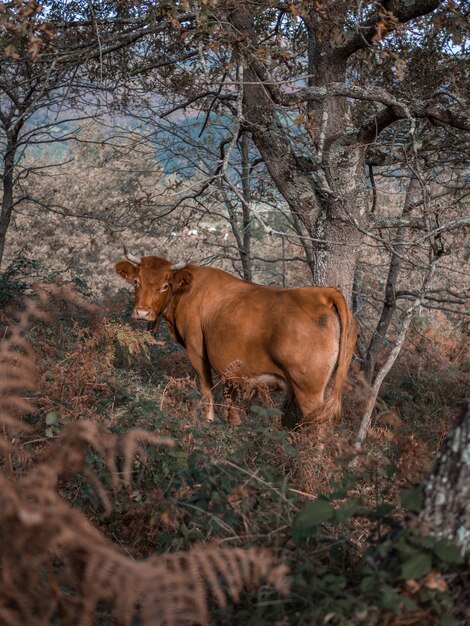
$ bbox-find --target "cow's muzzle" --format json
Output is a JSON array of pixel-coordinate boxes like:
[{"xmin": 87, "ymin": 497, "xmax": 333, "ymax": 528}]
[{"xmin": 132, "ymin": 307, "xmax": 156, "ymax": 321}]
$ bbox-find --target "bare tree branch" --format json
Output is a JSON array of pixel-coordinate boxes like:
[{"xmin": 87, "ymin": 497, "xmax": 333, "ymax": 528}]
[{"xmin": 338, "ymin": 0, "xmax": 440, "ymax": 59}]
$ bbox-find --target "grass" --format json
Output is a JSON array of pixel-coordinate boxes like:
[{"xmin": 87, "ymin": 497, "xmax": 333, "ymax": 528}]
[{"xmin": 2, "ymin": 285, "xmax": 469, "ymax": 625}]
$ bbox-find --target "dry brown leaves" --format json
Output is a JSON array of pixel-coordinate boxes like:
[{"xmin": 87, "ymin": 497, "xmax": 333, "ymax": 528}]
[{"xmin": 0, "ymin": 284, "xmax": 289, "ymax": 626}]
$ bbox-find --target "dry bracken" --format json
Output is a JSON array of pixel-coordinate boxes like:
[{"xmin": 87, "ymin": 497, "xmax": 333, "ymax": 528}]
[{"xmin": 0, "ymin": 285, "xmax": 289, "ymax": 626}]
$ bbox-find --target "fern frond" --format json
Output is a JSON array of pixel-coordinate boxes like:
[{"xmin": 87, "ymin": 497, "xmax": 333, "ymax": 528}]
[
  {"xmin": 1, "ymin": 455, "xmax": 289, "ymax": 626},
  {"xmin": 0, "ymin": 285, "xmax": 289, "ymax": 626},
  {"xmin": 120, "ymin": 428, "xmax": 174, "ymax": 487},
  {"xmin": 105, "ymin": 319, "xmax": 159, "ymax": 363},
  {"xmin": 0, "ymin": 296, "xmax": 45, "ymax": 447}
]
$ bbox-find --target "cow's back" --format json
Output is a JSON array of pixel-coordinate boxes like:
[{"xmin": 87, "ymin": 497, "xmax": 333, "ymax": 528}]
[{"xmin": 184, "ymin": 277, "xmax": 341, "ymax": 383}]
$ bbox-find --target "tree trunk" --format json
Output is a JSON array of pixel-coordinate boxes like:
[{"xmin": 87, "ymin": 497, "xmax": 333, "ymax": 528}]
[
  {"xmin": 356, "ymin": 259, "xmax": 437, "ymax": 446},
  {"xmin": 304, "ymin": 12, "xmax": 366, "ymax": 302},
  {"xmin": 309, "ymin": 132, "xmax": 367, "ymax": 303},
  {"xmin": 230, "ymin": 7, "xmax": 368, "ymax": 302},
  {"xmin": 421, "ymin": 400, "xmax": 470, "ymax": 554},
  {"xmin": 0, "ymin": 137, "xmax": 17, "ymax": 269},
  {"xmin": 312, "ymin": 211, "xmax": 363, "ymax": 305},
  {"xmin": 229, "ymin": 8, "xmax": 321, "ymax": 279},
  {"xmin": 364, "ymin": 176, "xmax": 420, "ymax": 381},
  {"xmin": 240, "ymin": 131, "xmax": 252, "ymax": 281}
]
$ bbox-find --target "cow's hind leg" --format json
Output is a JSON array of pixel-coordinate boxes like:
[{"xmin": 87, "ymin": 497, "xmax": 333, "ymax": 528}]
[
  {"xmin": 291, "ymin": 384, "xmax": 328, "ymax": 426},
  {"xmin": 287, "ymin": 347, "xmax": 338, "ymax": 427}
]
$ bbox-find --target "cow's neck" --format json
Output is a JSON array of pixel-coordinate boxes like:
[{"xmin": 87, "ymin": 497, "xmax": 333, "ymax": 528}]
[
  {"xmin": 162, "ymin": 290, "xmax": 186, "ymax": 341},
  {"xmin": 162, "ymin": 265, "xmax": 239, "ymax": 338}
]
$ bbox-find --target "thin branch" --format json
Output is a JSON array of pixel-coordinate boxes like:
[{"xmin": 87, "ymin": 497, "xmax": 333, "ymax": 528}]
[
  {"xmin": 356, "ymin": 258, "xmax": 438, "ymax": 447},
  {"xmin": 337, "ymin": 0, "xmax": 440, "ymax": 59}
]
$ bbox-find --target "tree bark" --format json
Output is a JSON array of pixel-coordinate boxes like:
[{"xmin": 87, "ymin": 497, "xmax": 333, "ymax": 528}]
[
  {"xmin": 229, "ymin": 8, "xmax": 321, "ymax": 278},
  {"xmin": 421, "ymin": 400, "xmax": 470, "ymax": 554},
  {"xmin": 311, "ymin": 210, "xmax": 363, "ymax": 304},
  {"xmin": 0, "ymin": 133, "xmax": 18, "ymax": 269},
  {"xmin": 364, "ymin": 176, "xmax": 420, "ymax": 381},
  {"xmin": 356, "ymin": 258, "xmax": 437, "ymax": 446},
  {"xmin": 230, "ymin": 7, "xmax": 366, "ymax": 303},
  {"xmin": 240, "ymin": 131, "xmax": 252, "ymax": 281}
]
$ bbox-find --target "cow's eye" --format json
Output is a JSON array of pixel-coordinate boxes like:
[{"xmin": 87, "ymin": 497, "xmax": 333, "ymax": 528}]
[
  {"xmin": 134, "ymin": 279, "xmax": 140, "ymax": 288},
  {"xmin": 161, "ymin": 283, "xmax": 169, "ymax": 292}
]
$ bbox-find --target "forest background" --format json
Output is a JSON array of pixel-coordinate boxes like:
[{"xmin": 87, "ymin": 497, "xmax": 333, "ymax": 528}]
[{"xmin": 0, "ymin": 1, "xmax": 469, "ymax": 625}]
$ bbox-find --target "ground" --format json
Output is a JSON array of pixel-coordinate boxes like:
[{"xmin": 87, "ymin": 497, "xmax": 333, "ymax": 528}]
[{"xmin": 1, "ymin": 280, "xmax": 469, "ymax": 625}]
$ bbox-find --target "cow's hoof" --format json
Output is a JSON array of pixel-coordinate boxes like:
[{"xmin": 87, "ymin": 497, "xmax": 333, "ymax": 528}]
[{"xmin": 205, "ymin": 408, "xmax": 215, "ymax": 422}]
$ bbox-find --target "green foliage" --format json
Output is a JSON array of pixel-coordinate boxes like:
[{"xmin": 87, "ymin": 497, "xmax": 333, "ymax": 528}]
[
  {"xmin": 45, "ymin": 411, "xmax": 61, "ymax": 438},
  {"xmin": 21, "ymin": 303, "xmax": 467, "ymax": 626},
  {"xmin": 400, "ymin": 486, "xmax": 424, "ymax": 513},
  {"xmin": 288, "ymin": 476, "xmax": 465, "ymax": 625},
  {"xmin": 292, "ymin": 498, "xmax": 335, "ymax": 539},
  {"xmin": 86, "ymin": 387, "xmax": 467, "ymax": 625}
]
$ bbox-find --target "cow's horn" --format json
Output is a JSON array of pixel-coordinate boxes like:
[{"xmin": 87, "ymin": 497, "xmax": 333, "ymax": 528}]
[
  {"xmin": 170, "ymin": 261, "xmax": 187, "ymax": 271},
  {"xmin": 123, "ymin": 246, "xmax": 140, "ymax": 266}
]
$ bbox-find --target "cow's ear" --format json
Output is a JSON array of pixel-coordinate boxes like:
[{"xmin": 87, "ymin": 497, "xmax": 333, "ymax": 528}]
[
  {"xmin": 115, "ymin": 260, "xmax": 138, "ymax": 282},
  {"xmin": 174, "ymin": 268, "xmax": 192, "ymax": 290}
]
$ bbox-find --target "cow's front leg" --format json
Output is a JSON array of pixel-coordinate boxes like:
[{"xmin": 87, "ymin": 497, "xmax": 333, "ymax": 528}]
[{"xmin": 186, "ymin": 349, "xmax": 215, "ymax": 421}]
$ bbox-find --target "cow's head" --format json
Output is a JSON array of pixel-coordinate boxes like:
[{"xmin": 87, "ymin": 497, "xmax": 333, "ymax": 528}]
[{"xmin": 115, "ymin": 250, "xmax": 191, "ymax": 323}]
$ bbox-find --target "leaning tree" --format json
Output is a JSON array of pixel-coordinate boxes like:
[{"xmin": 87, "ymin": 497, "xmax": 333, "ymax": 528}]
[
  {"xmin": 3, "ymin": 1, "xmax": 469, "ymax": 293},
  {"xmin": 59, "ymin": 0, "xmax": 469, "ymax": 425},
  {"xmin": 0, "ymin": 1, "xmax": 111, "ymax": 267},
  {"xmin": 89, "ymin": 0, "xmax": 469, "ymax": 303},
  {"xmin": 2, "ymin": 1, "xmax": 468, "ymax": 433}
]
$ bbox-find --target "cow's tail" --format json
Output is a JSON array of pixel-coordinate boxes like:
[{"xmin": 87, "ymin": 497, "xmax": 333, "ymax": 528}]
[{"xmin": 316, "ymin": 289, "xmax": 357, "ymax": 423}]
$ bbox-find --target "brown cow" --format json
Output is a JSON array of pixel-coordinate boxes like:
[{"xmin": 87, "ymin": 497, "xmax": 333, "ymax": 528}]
[{"xmin": 115, "ymin": 253, "xmax": 357, "ymax": 426}]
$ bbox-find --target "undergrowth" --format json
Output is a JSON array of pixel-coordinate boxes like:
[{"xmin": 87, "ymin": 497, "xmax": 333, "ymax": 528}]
[
  {"xmin": 0, "ymin": 284, "xmax": 288, "ymax": 626},
  {"xmin": 0, "ymin": 281, "xmax": 468, "ymax": 625}
]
